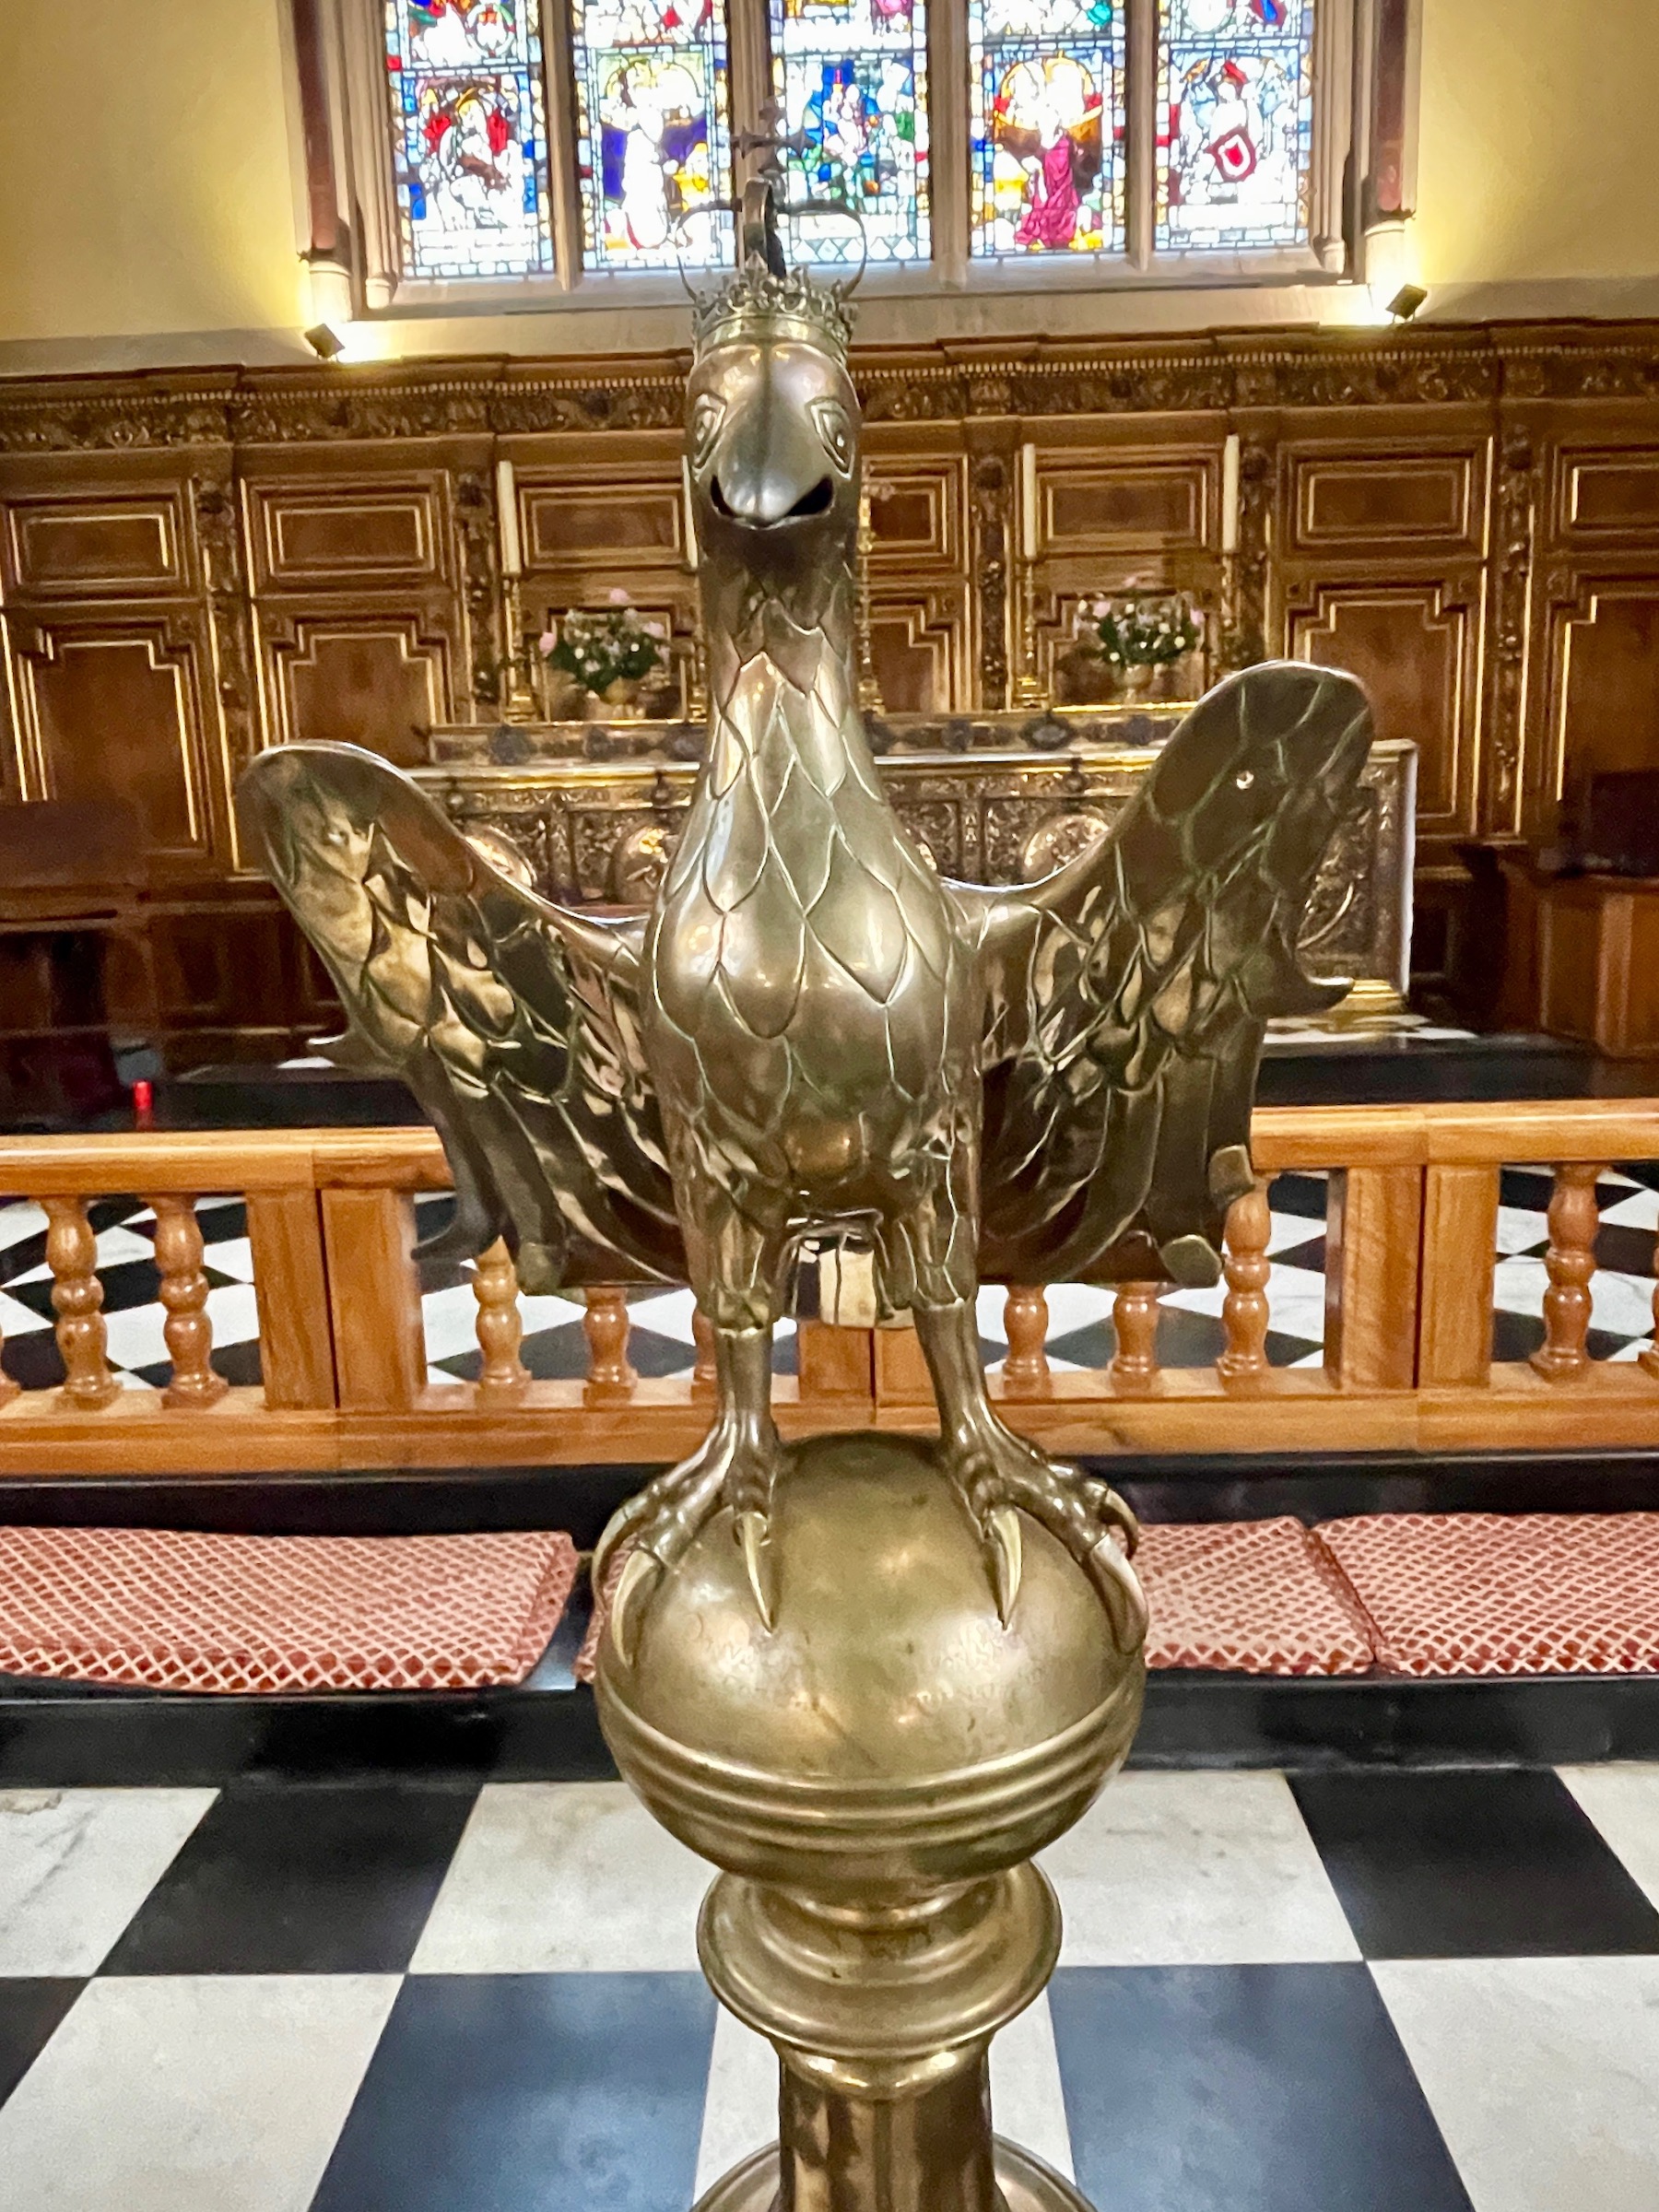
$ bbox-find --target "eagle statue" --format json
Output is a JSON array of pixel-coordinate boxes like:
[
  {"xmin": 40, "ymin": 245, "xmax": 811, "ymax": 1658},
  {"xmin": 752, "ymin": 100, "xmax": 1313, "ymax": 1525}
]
[{"xmin": 238, "ymin": 182, "xmax": 1372, "ymax": 1666}]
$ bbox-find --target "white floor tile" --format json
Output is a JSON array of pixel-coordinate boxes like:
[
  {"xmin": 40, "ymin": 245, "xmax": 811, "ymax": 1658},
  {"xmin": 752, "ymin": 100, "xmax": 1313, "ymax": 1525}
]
[
  {"xmin": 0, "ymin": 1288, "xmax": 49, "ymax": 1338},
  {"xmin": 1041, "ymin": 1771, "xmax": 1359, "ymax": 1966},
  {"xmin": 1496, "ymin": 1204, "xmax": 1550, "ymax": 1255},
  {"xmin": 0, "ymin": 1200, "xmax": 47, "ymax": 1254},
  {"xmin": 1599, "ymin": 1188, "xmax": 1659, "ymax": 1231},
  {"xmin": 0, "ymin": 1974, "xmax": 398, "ymax": 2212},
  {"xmin": 1490, "ymin": 1253, "xmax": 1657, "ymax": 1339},
  {"xmin": 990, "ymin": 1996, "xmax": 1075, "ymax": 2181},
  {"xmin": 1374, "ymin": 1957, "xmax": 1659, "ymax": 2212},
  {"xmin": 0, "ymin": 1787, "xmax": 217, "ymax": 1975},
  {"xmin": 1559, "ymin": 1765, "xmax": 1659, "ymax": 1907},
  {"xmin": 408, "ymin": 1781, "xmax": 710, "ymax": 1973},
  {"xmin": 201, "ymin": 1236, "xmax": 255, "ymax": 1283},
  {"xmin": 694, "ymin": 2008, "xmax": 778, "ymax": 2197},
  {"xmin": 1265, "ymin": 1207, "xmax": 1326, "ymax": 1256}
]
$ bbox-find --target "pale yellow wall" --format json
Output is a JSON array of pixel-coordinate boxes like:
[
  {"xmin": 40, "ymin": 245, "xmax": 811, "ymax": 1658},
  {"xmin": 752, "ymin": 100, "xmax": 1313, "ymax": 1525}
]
[
  {"xmin": 1416, "ymin": 0, "xmax": 1659, "ymax": 293},
  {"xmin": 0, "ymin": 0, "xmax": 303, "ymax": 347},
  {"xmin": 0, "ymin": 0, "xmax": 1656, "ymax": 368}
]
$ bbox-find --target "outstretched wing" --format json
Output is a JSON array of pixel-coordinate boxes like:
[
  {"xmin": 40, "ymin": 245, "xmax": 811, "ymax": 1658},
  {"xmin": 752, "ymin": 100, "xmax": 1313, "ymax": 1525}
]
[
  {"xmin": 967, "ymin": 662, "xmax": 1372, "ymax": 1287},
  {"xmin": 238, "ymin": 743, "xmax": 684, "ymax": 1291}
]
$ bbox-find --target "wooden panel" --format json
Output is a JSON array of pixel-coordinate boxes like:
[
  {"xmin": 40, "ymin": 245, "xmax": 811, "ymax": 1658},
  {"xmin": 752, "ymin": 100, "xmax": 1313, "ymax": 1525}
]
[
  {"xmin": 1041, "ymin": 460, "xmax": 1207, "ymax": 553},
  {"xmin": 251, "ymin": 482, "xmax": 441, "ymax": 588},
  {"xmin": 1561, "ymin": 451, "xmax": 1659, "ymax": 538},
  {"xmin": 1324, "ymin": 1165, "xmax": 1422, "ymax": 1391},
  {"xmin": 247, "ymin": 1188, "xmax": 336, "ymax": 1409},
  {"xmin": 6, "ymin": 496, "xmax": 182, "ymax": 594},
  {"xmin": 1550, "ymin": 584, "xmax": 1659, "ymax": 784},
  {"xmin": 321, "ymin": 1187, "xmax": 425, "ymax": 1409},
  {"xmin": 261, "ymin": 615, "xmax": 450, "ymax": 766},
  {"xmin": 1418, "ymin": 1164, "xmax": 1499, "ymax": 1387},
  {"xmin": 866, "ymin": 462, "xmax": 962, "ymax": 567},
  {"xmin": 1293, "ymin": 454, "xmax": 1474, "ymax": 547},
  {"xmin": 9, "ymin": 616, "xmax": 212, "ymax": 859},
  {"xmin": 1289, "ymin": 582, "xmax": 1475, "ymax": 829},
  {"xmin": 523, "ymin": 477, "xmax": 685, "ymax": 568},
  {"xmin": 869, "ymin": 589, "xmax": 968, "ymax": 715}
]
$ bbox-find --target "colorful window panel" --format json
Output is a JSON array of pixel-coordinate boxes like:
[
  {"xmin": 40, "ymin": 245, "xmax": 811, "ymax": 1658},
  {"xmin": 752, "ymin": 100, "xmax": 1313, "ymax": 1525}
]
[
  {"xmin": 1157, "ymin": 0, "xmax": 1315, "ymax": 253},
  {"xmin": 569, "ymin": 0, "xmax": 734, "ymax": 271},
  {"xmin": 770, "ymin": 0, "xmax": 930, "ymax": 267},
  {"xmin": 384, "ymin": 0, "xmax": 556, "ymax": 278},
  {"xmin": 968, "ymin": 0, "xmax": 1125, "ymax": 258}
]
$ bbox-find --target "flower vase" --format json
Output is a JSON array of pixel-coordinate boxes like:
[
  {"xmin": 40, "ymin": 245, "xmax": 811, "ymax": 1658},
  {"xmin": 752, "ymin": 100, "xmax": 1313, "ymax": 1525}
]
[
  {"xmin": 595, "ymin": 677, "xmax": 643, "ymax": 721},
  {"xmin": 1115, "ymin": 662, "xmax": 1155, "ymax": 699}
]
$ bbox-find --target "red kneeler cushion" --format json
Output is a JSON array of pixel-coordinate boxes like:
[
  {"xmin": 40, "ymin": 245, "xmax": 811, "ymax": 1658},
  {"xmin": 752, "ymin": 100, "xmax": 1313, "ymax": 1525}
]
[
  {"xmin": 0, "ymin": 1525, "xmax": 578, "ymax": 1694},
  {"xmin": 1316, "ymin": 1511, "xmax": 1659, "ymax": 1677},
  {"xmin": 577, "ymin": 1515, "xmax": 1378, "ymax": 1681},
  {"xmin": 1136, "ymin": 1517, "xmax": 1376, "ymax": 1676}
]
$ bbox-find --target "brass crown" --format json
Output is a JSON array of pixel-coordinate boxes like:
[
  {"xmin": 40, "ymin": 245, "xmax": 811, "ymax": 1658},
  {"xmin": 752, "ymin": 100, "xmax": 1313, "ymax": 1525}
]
[{"xmin": 691, "ymin": 264, "xmax": 855, "ymax": 362}]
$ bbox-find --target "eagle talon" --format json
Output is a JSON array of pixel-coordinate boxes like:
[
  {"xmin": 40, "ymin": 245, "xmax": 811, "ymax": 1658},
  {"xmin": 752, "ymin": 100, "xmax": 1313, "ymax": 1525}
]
[
  {"xmin": 607, "ymin": 1547, "xmax": 664, "ymax": 1668},
  {"xmin": 985, "ymin": 1504, "xmax": 1024, "ymax": 1624},
  {"xmin": 735, "ymin": 1510, "xmax": 778, "ymax": 1631}
]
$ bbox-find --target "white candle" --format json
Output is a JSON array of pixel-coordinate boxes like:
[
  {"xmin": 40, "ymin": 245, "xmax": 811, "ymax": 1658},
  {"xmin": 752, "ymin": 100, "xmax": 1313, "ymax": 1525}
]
[
  {"xmin": 496, "ymin": 457, "xmax": 522, "ymax": 579},
  {"xmin": 1020, "ymin": 441, "xmax": 1039, "ymax": 562},
  {"xmin": 1220, "ymin": 432, "xmax": 1240, "ymax": 556},
  {"xmin": 681, "ymin": 455, "xmax": 699, "ymax": 572}
]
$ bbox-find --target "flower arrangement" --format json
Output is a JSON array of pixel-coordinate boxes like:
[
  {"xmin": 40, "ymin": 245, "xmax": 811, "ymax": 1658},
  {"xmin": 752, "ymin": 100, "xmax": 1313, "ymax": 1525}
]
[
  {"xmin": 1080, "ymin": 593, "xmax": 1204, "ymax": 673},
  {"xmin": 537, "ymin": 590, "xmax": 665, "ymax": 699}
]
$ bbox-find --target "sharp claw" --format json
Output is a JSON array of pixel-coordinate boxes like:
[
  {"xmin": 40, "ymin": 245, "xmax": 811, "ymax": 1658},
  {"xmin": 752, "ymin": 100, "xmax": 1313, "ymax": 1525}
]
[
  {"xmin": 1088, "ymin": 1535, "xmax": 1148, "ymax": 1657},
  {"xmin": 607, "ymin": 1547, "xmax": 663, "ymax": 1668},
  {"xmin": 987, "ymin": 1504, "xmax": 1024, "ymax": 1626},
  {"xmin": 735, "ymin": 1511, "xmax": 777, "ymax": 1632},
  {"xmin": 1099, "ymin": 1485, "xmax": 1141, "ymax": 1559},
  {"xmin": 593, "ymin": 1497, "xmax": 647, "ymax": 1593}
]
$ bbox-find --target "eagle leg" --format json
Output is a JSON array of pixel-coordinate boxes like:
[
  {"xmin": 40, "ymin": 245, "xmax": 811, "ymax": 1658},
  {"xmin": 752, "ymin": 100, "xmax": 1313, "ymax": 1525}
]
[
  {"xmin": 593, "ymin": 1321, "xmax": 783, "ymax": 1664},
  {"xmin": 911, "ymin": 1300, "xmax": 1147, "ymax": 1656}
]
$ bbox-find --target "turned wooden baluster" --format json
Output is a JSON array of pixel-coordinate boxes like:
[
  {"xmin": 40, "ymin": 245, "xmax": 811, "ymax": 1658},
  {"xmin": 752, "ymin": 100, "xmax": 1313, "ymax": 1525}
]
[
  {"xmin": 472, "ymin": 1238, "xmax": 529, "ymax": 1402},
  {"xmin": 0, "ymin": 1275, "xmax": 17, "ymax": 1406},
  {"xmin": 691, "ymin": 1304, "xmax": 717, "ymax": 1400},
  {"xmin": 1641, "ymin": 1235, "xmax": 1659, "ymax": 1382},
  {"xmin": 1218, "ymin": 1182, "xmax": 1272, "ymax": 1382},
  {"xmin": 1530, "ymin": 1161, "xmax": 1602, "ymax": 1381},
  {"xmin": 43, "ymin": 1196, "xmax": 120, "ymax": 1410},
  {"xmin": 148, "ymin": 1194, "xmax": 228, "ymax": 1408},
  {"xmin": 1109, "ymin": 1280, "xmax": 1160, "ymax": 1393},
  {"xmin": 1000, "ymin": 1286, "xmax": 1051, "ymax": 1398},
  {"xmin": 583, "ymin": 1287, "xmax": 638, "ymax": 1406}
]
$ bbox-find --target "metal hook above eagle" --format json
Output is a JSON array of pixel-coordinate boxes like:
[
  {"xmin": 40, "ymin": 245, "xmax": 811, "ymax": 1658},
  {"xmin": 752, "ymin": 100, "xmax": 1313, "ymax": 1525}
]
[{"xmin": 238, "ymin": 176, "xmax": 1372, "ymax": 1662}]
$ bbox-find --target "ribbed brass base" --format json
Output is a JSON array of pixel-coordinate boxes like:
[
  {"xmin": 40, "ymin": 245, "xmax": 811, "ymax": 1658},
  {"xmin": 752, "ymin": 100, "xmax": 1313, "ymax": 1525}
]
[{"xmin": 691, "ymin": 2138, "xmax": 1093, "ymax": 2212}]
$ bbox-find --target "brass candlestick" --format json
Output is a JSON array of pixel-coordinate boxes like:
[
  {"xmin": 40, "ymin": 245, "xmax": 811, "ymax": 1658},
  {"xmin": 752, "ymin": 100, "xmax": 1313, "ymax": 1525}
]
[
  {"xmin": 500, "ymin": 571, "xmax": 540, "ymax": 723},
  {"xmin": 1013, "ymin": 555, "xmax": 1047, "ymax": 710}
]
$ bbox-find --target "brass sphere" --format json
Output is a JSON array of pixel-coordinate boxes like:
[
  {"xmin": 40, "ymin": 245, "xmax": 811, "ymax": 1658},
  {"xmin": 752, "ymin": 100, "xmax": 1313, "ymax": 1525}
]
[{"xmin": 596, "ymin": 1431, "xmax": 1144, "ymax": 1900}]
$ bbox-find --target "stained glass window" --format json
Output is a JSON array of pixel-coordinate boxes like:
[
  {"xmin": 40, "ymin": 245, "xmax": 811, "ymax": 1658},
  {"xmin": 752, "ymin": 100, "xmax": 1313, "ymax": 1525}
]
[
  {"xmin": 384, "ymin": 1, "xmax": 556, "ymax": 279},
  {"xmin": 568, "ymin": 0, "xmax": 733, "ymax": 270},
  {"xmin": 771, "ymin": 0, "xmax": 930, "ymax": 267},
  {"xmin": 1157, "ymin": 0, "xmax": 1315, "ymax": 253},
  {"xmin": 968, "ymin": 0, "xmax": 1124, "ymax": 258}
]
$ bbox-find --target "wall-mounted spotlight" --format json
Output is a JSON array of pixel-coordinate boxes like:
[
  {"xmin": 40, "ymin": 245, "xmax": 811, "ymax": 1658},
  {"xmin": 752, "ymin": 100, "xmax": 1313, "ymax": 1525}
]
[
  {"xmin": 304, "ymin": 323, "xmax": 347, "ymax": 362},
  {"xmin": 1387, "ymin": 284, "xmax": 1429, "ymax": 325}
]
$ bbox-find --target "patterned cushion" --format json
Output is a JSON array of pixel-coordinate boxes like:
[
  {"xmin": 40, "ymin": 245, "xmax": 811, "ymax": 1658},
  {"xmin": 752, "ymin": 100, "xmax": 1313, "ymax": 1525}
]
[
  {"xmin": 1137, "ymin": 1517, "xmax": 1376, "ymax": 1676},
  {"xmin": 1316, "ymin": 1512, "xmax": 1659, "ymax": 1677},
  {"xmin": 576, "ymin": 1516, "xmax": 1378, "ymax": 1680},
  {"xmin": 0, "ymin": 1525, "xmax": 577, "ymax": 1694}
]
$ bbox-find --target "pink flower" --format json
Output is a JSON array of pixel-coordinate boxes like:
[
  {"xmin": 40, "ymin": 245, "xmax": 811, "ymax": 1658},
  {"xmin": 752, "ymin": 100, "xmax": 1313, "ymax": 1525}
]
[
  {"xmin": 607, "ymin": 587, "xmax": 631, "ymax": 606},
  {"xmin": 537, "ymin": 630, "xmax": 559, "ymax": 654}
]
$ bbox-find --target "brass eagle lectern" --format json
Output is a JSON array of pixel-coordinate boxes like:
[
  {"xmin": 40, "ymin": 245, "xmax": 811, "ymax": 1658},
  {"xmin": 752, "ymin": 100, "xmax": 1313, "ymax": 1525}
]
[{"xmin": 241, "ymin": 181, "xmax": 1371, "ymax": 2212}]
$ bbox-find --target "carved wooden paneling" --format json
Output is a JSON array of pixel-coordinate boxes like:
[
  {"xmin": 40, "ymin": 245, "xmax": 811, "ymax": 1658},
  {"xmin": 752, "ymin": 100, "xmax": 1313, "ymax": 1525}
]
[
  {"xmin": 866, "ymin": 459, "xmax": 964, "ymax": 569},
  {"xmin": 1036, "ymin": 454, "xmax": 1210, "ymax": 555},
  {"xmin": 520, "ymin": 468, "xmax": 688, "ymax": 570},
  {"xmin": 1290, "ymin": 452, "xmax": 1477, "ymax": 549},
  {"xmin": 868, "ymin": 588, "xmax": 970, "ymax": 716},
  {"xmin": 259, "ymin": 614, "xmax": 451, "ymax": 767},
  {"xmin": 5, "ymin": 493, "xmax": 185, "ymax": 596},
  {"xmin": 1546, "ymin": 582, "xmax": 1659, "ymax": 793},
  {"xmin": 1558, "ymin": 450, "xmax": 1659, "ymax": 541},
  {"xmin": 7, "ymin": 613, "xmax": 217, "ymax": 863},
  {"xmin": 1288, "ymin": 582, "xmax": 1479, "ymax": 833},
  {"xmin": 248, "ymin": 480, "xmax": 446, "ymax": 591}
]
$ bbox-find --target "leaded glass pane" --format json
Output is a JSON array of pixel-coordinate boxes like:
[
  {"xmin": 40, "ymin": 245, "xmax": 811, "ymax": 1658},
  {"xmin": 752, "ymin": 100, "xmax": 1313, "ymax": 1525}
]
[
  {"xmin": 383, "ymin": 0, "xmax": 556, "ymax": 278},
  {"xmin": 968, "ymin": 0, "xmax": 1125, "ymax": 258},
  {"xmin": 771, "ymin": 0, "xmax": 930, "ymax": 267},
  {"xmin": 569, "ymin": 0, "xmax": 734, "ymax": 270},
  {"xmin": 1157, "ymin": 0, "xmax": 1315, "ymax": 253}
]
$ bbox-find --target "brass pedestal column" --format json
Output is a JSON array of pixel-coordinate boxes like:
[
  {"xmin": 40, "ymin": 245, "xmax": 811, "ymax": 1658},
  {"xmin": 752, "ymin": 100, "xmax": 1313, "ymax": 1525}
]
[{"xmin": 595, "ymin": 1434, "xmax": 1146, "ymax": 2212}]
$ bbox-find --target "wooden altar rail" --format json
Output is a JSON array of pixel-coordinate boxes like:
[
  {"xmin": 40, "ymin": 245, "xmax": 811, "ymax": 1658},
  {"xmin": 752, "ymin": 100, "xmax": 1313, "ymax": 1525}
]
[{"xmin": 0, "ymin": 1102, "xmax": 1653, "ymax": 1476}]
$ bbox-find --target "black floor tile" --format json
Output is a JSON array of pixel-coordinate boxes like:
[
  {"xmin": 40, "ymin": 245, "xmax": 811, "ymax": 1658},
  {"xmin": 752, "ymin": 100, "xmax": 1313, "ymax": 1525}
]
[
  {"xmin": 1266, "ymin": 1172, "xmax": 1328, "ymax": 1221},
  {"xmin": 1265, "ymin": 1329, "xmax": 1324, "ymax": 1368},
  {"xmin": 0, "ymin": 1979, "xmax": 82, "ymax": 2110},
  {"xmin": 1490, "ymin": 1308, "xmax": 1545, "ymax": 1363},
  {"xmin": 311, "ymin": 1971, "xmax": 716, "ymax": 2212},
  {"xmin": 100, "ymin": 1781, "xmax": 479, "ymax": 1975},
  {"xmin": 1499, "ymin": 1167, "xmax": 1559, "ymax": 1214},
  {"xmin": 1594, "ymin": 1220, "xmax": 1658, "ymax": 1277},
  {"xmin": 1289, "ymin": 1768, "xmax": 1659, "ymax": 1959},
  {"xmin": 1051, "ymin": 1962, "xmax": 1471, "ymax": 2212},
  {"xmin": 0, "ymin": 1230, "xmax": 46, "ymax": 1286},
  {"xmin": 0, "ymin": 1330, "xmax": 64, "ymax": 1391}
]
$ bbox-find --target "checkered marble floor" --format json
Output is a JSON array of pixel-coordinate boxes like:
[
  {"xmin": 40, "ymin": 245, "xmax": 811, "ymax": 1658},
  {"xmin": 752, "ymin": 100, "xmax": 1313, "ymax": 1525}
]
[
  {"xmin": 3, "ymin": 1764, "xmax": 1659, "ymax": 2209},
  {"xmin": 0, "ymin": 1167, "xmax": 1653, "ymax": 1394}
]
